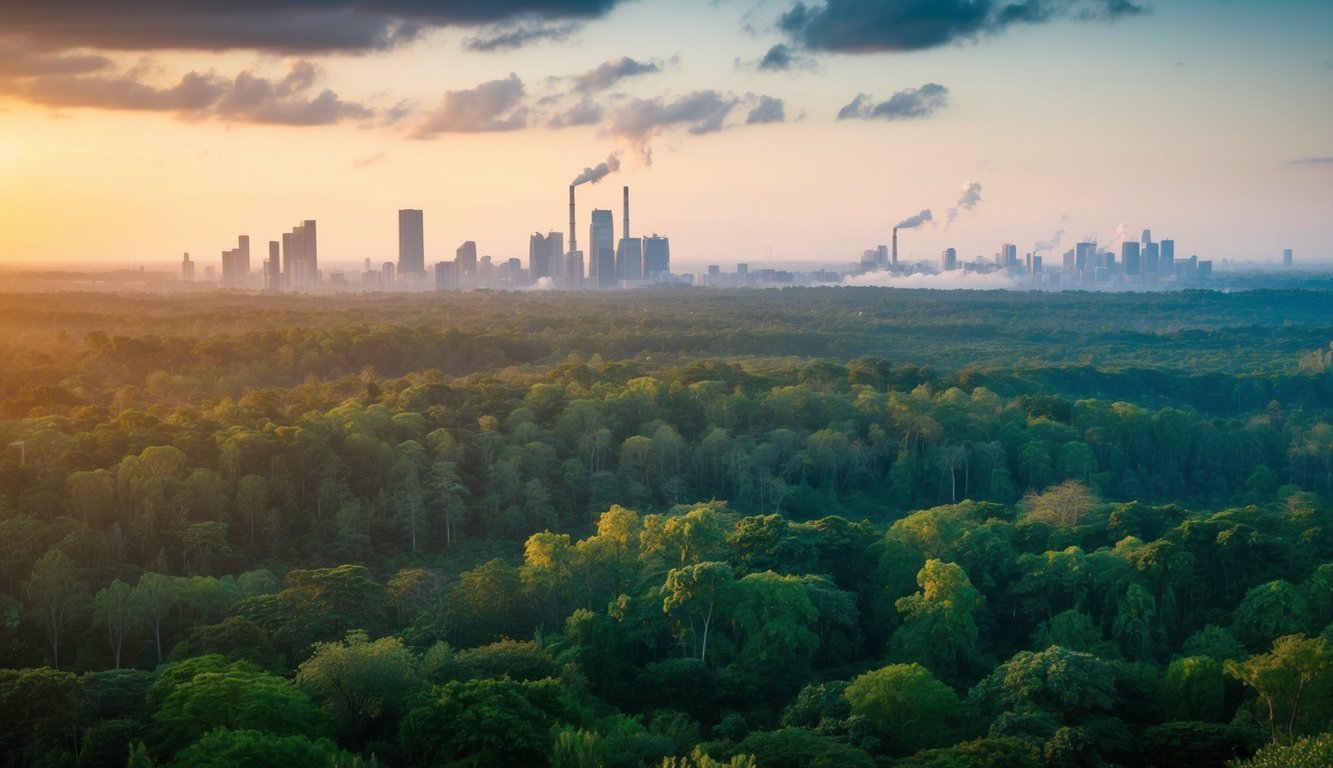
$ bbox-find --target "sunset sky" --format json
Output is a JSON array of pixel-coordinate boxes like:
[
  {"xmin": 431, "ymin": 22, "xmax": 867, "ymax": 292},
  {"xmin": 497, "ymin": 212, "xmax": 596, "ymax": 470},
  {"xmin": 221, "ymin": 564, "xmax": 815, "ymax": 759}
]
[{"xmin": 1, "ymin": 0, "xmax": 1330, "ymax": 271}]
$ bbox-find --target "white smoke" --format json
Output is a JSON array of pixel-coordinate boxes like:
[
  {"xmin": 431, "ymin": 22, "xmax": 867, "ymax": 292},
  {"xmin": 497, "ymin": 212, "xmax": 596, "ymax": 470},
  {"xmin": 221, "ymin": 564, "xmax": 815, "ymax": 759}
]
[
  {"xmin": 571, "ymin": 152, "xmax": 621, "ymax": 186},
  {"xmin": 1032, "ymin": 213, "xmax": 1071, "ymax": 255},
  {"xmin": 845, "ymin": 270, "xmax": 1018, "ymax": 290},
  {"xmin": 945, "ymin": 180, "xmax": 983, "ymax": 226},
  {"xmin": 896, "ymin": 209, "xmax": 933, "ymax": 229},
  {"xmin": 525, "ymin": 276, "xmax": 557, "ymax": 291}
]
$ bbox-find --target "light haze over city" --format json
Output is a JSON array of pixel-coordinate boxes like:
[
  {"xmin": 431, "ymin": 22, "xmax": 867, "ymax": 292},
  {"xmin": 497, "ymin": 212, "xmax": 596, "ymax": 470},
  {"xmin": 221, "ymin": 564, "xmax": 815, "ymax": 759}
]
[{"xmin": 0, "ymin": 0, "xmax": 1330, "ymax": 270}]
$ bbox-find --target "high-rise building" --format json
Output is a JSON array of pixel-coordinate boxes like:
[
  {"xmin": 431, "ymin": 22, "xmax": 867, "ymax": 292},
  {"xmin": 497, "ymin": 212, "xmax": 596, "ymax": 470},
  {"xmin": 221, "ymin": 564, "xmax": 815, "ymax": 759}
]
[
  {"xmin": 616, "ymin": 237, "xmax": 643, "ymax": 281},
  {"xmin": 1075, "ymin": 242, "xmax": 1096, "ymax": 271},
  {"xmin": 1284, "ymin": 248, "xmax": 1293, "ymax": 268},
  {"xmin": 381, "ymin": 261, "xmax": 396, "ymax": 285},
  {"xmin": 181, "ymin": 252, "xmax": 194, "ymax": 282},
  {"xmin": 435, "ymin": 261, "xmax": 459, "ymax": 291},
  {"xmin": 456, "ymin": 241, "xmax": 477, "ymax": 278},
  {"xmin": 264, "ymin": 241, "xmax": 280, "ymax": 289},
  {"xmin": 564, "ymin": 250, "xmax": 584, "ymax": 288},
  {"xmin": 1121, "ymin": 241, "xmax": 1141, "ymax": 276},
  {"xmin": 1144, "ymin": 241, "xmax": 1160, "ymax": 274},
  {"xmin": 299, "ymin": 220, "xmax": 317, "ymax": 286},
  {"xmin": 940, "ymin": 247, "xmax": 958, "ymax": 272},
  {"xmin": 1000, "ymin": 243, "xmax": 1017, "ymax": 268},
  {"xmin": 1160, "ymin": 239, "xmax": 1175, "ymax": 276},
  {"xmin": 221, "ymin": 235, "xmax": 250, "ymax": 286},
  {"xmin": 398, "ymin": 209, "xmax": 425, "ymax": 277},
  {"xmin": 280, "ymin": 220, "xmax": 318, "ymax": 290},
  {"xmin": 529, "ymin": 231, "xmax": 564, "ymax": 281},
  {"xmin": 643, "ymin": 235, "xmax": 670, "ymax": 278},
  {"xmin": 589, "ymin": 209, "xmax": 615, "ymax": 288},
  {"xmin": 1141, "ymin": 229, "xmax": 1152, "ymax": 247}
]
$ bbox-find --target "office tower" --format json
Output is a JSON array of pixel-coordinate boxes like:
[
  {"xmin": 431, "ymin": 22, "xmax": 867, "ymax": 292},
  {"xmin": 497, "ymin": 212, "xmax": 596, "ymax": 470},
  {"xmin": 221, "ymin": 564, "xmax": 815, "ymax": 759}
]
[
  {"xmin": 181, "ymin": 252, "xmax": 194, "ymax": 282},
  {"xmin": 529, "ymin": 232, "xmax": 551, "ymax": 280},
  {"xmin": 435, "ymin": 261, "xmax": 459, "ymax": 291},
  {"xmin": 1000, "ymin": 243, "xmax": 1017, "ymax": 268},
  {"xmin": 564, "ymin": 250, "xmax": 584, "ymax": 288},
  {"xmin": 1024, "ymin": 252, "xmax": 1034, "ymax": 274},
  {"xmin": 1063, "ymin": 249, "xmax": 1076, "ymax": 271},
  {"xmin": 1075, "ymin": 242, "xmax": 1096, "ymax": 271},
  {"xmin": 589, "ymin": 209, "xmax": 614, "ymax": 288},
  {"xmin": 1144, "ymin": 241, "xmax": 1160, "ymax": 274},
  {"xmin": 876, "ymin": 245, "xmax": 889, "ymax": 269},
  {"xmin": 616, "ymin": 238, "xmax": 643, "ymax": 281},
  {"xmin": 1160, "ymin": 239, "xmax": 1175, "ymax": 276},
  {"xmin": 737, "ymin": 263, "xmax": 749, "ymax": 278},
  {"xmin": 1284, "ymin": 248, "xmax": 1293, "ymax": 267},
  {"xmin": 643, "ymin": 235, "xmax": 670, "ymax": 278},
  {"xmin": 221, "ymin": 235, "xmax": 250, "ymax": 286},
  {"xmin": 398, "ymin": 209, "xmax": 425, "ymax": 276},
  {"xmin": 282, "ymin": 230, "xmax": 299, "ymax": 288},
  {"xmin": 280, "ymin": 220, "xmax": 317, "ymax": 290},
  {"xmin": 940, "ymin": 247, "xmax": 958, "ymax": 272},
  {"xmin": 381, "ymin": 261, "xmax": 396, "ymax": 285},
  {"xmin": 264, "ymin": 241, "xmax": 280, "ymax": 289},
  {"xmin": 1121, "ymin": 241, "xmax": 1141, "ymax": 276},
  {"xmin": 456, "ymin": 241, "xmax": 477, "ymax": 278},
  {"xmin": 1141, "ymin": 229, "xmax": 1152, "ymax": 247}
]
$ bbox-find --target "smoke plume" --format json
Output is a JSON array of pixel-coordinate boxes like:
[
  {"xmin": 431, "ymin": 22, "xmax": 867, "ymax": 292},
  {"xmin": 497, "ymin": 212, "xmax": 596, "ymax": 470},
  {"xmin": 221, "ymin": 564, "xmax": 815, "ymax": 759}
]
[
  {"xmin": 896, "ymin": 209, "xmax": 933, "ymax": 229},
  {"xmin": 1033, "ymin": 214, "xmax": 1071, "ymax": 254},
  {"xmin": 946, "ymin": 180, "xmax": 983, "ymax": 225},
  {"xmin": 571, "ymin": 152, "xmax": 621, "ymax": 186}
]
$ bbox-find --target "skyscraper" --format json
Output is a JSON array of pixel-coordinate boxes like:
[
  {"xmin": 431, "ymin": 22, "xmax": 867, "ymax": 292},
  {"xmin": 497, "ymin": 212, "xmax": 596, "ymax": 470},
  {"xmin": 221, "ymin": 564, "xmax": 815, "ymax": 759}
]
[
  {"xmin": 529, "ymin": 231, "xmax": 563, "ymax": 282},
  {"xmin": 1160, "ymin": 239, "xmax": 1175, "ymax": 276},
  {"xmin": 281, "ymin": 220, "xmax": 318, "ymax": 289},
  {"xmin": 181, "ymin": 252, "xmax": 194, "ymax": 282},
  {"xmin": 1121, "ymin": 241, "xmax": 1141, "ymax": 276},
  {"xmin": 590, "ymin": 209, "xmax": 615, "ymax": 288},
  {"xmin": 456, "ymin": 241, "xmax": 477, "ymax": 278},
  {"xmin": 940, "ymin": 247, "xmax": 958, "ymax": 272},
  {"xmin": 398, "ymin": 209, "xmax": 425, "ymax": 277},
  {"xmin": 642, "ymin": 235, "xmax": 669, "ymax": 278},
  {"xmin": 265, "ymin": 241, "xmax": 280, "ymax": 289},
  {"xmin": 435, "ymin": 261, "xmax": 459, "ymax": 291},
  {"xmin": 1284, "ymin": 248, "xmax": 1293, "ymax": 268},
  {"xmin": 221, "ymin": 235, "xmax": 250, "ymax": 286}
]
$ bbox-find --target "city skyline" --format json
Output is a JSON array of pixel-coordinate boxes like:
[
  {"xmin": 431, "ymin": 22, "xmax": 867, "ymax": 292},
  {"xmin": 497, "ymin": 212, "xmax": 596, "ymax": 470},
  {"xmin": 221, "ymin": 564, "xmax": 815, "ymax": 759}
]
[{"xmin": 0, "ymin": 1, "xmax": 1330, "ymax": 268}]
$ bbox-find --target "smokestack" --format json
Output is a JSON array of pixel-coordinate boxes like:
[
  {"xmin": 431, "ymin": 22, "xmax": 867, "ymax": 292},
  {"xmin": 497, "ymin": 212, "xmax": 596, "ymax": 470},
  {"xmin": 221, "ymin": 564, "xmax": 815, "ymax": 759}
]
[
  {"xmin": 623, "ymin": 186, "xmax": 630, "ymax": 239},
  {"xmin": 892, "ymin": 227, "xmax": 898, "ymax": 266},
  {"xmin": 568, "ymin": 185, "xmax": 577, "ymax": 254}
]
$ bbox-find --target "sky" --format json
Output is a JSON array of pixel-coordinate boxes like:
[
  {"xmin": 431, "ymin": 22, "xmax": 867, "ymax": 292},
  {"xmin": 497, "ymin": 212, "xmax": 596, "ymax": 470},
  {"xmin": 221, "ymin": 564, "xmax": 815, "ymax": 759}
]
[{"xmin": 0, "ymin": 0, "xmax": 1330, "ymax": 271}]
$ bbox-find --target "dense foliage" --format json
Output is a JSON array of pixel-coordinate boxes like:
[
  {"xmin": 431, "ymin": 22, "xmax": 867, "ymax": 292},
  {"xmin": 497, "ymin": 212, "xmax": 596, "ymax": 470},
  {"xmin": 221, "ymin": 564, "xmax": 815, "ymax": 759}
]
[{"xmin": 0, "ymin": 286, "xmax": 1330, "ymax": 766}]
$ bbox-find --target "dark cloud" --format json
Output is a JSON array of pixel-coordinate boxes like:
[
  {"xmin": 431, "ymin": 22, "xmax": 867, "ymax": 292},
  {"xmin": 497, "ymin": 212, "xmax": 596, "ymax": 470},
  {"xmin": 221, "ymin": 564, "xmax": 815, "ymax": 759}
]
[
  {"xmin": 0, "ymin": 39, "xmax": 113, "ymax": 77},
  {"xmin": 412, "ymin": 73, "xmax": 527, "ymax": 136},
  {"xmin": 0, "ymin": 57, "xmax": 373, "ymax": 125},
  {"xmin": 571, "ymin": 152, "xmax": 621, "ymax": 185},
  {"xmin": 738, "ymin": 43, "xmax": 818, "ymax": 73},
  {"xmin": 837, "ymin": 83, "xmax": 948, "ymax": 121},
  {"xmin": 946, "ymin": 180, "xmax": 983, "ymax": 224},
  {"xmin": 780, "ymin": 0, "xmax": 1147, "ymax": 54},
  {"xmin": 746, "ymin": 95, "xmax": 786, "ymax": 124},
  {"xmin": 1288, "ymin": 156, "xmax": 1333, "ymax": 165},
  {"xmin": 0, "ymin": 1, "xmax": 624, "ymax": 54},
  {"xmin": 575, "ymin": 56, "xmax": 662, "ymax": 92},
  {"xmin": 549, "ymin": 98, "xmax": 604, "ymax": 128},
  {"xmin": 463, "ymin": 21, "xmax": 579, "ymax": 52},
  {"xmin": 609, "ymin": 90, "xmax": 741, "ymax": 162}
]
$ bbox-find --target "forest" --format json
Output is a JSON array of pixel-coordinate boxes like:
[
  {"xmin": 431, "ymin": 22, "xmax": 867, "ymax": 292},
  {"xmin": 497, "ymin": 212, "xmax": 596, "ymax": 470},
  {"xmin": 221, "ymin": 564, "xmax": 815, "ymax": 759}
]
[{"xmin": 0, "ymin": 285, "xmax": 1330, "ymax": 767}]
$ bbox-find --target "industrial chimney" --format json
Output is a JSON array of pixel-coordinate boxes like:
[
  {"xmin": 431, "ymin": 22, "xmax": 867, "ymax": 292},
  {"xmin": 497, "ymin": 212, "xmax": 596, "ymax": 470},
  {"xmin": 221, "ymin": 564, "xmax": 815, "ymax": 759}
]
[
  {"xmin": 623, "ymin": 186, "xmax": 630, "ymax": 239},
  {"xmin": 892, "ymin": 227, "xmax": 898, "ymax": 266},
  {"xmin": 568, "ymin": 185, "xmax": 577, "ymax": 254}
]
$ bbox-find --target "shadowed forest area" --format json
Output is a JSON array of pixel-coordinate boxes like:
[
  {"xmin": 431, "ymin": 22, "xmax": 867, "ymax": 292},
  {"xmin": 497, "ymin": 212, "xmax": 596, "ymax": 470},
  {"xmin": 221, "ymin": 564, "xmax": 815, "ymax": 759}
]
[{"xmin": 1, "ymin": 286, "xmax": 1331, "ymax": 767}]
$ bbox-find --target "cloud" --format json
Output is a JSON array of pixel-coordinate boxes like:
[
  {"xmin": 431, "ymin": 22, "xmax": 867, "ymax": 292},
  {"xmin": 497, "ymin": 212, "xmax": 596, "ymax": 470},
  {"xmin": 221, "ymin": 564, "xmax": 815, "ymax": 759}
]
[
  {"xmin": 746, "ymin": 96, "xmax": 787, "ymax": 124},
  {"xmin": 412, "ymin": 74, "xmax": 527, "ymax": 136},
  {"xmin": 0, "ymin": 39, "xmax": 113, "ymax": 78},
  {"xmin": 738, "ymin": 44, "xmax": 818, "ymax": 73},
  {"xmin": 463, "ymin": 21, "xmax": 579, "ymax": 52},
  {"xmin": 0, "ymin": 1, "xmax": 626, "ymax": 54},
  {"xmin": 0, "ymin": 57, "xmax": 374, "ymax": 125},
  {"xmin": 844, "ymin": 269, "xmax": 1018, "ymax": 289},
  {"xmin": 837, "ymin": 83, "xmax": 949, "ymax": 121},
  {"xmin": 946, "ymin": 180, "xmax": 983, "ymax": 225},
  {"xmin": 1288, "ymin": 156, "xmax": 1333, "ymax": 165},
  {"xmin": 780, "ymin": 0, "xmax": 1147, "ymax": 54},
  {"xmin": 353, "ymin": 152, "xmax": 386, "ymax": 168},
  {"xmin": 549, "ymin": 98, "xmax": 604, "ymax": 128},
  {"xmin": 576, "ymin": 56, "xmax": 663, "ymax": 92},
  {"xmin": 609, "ymin": 90, "xmax": 741, "ymax": 161}
]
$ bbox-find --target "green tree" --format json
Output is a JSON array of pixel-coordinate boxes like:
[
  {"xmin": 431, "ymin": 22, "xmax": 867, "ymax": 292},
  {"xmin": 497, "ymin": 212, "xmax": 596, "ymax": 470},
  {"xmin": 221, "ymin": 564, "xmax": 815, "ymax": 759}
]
[
  {"xmin": 398, "ymin": 677, "xmax": 567, "ymax": 768},
  {"xmin": 844, "ymin": 663, "xmax": 962, "ymax": 756},
  {"xmin": 92, "ymin": 578, "xmax": 140, "ymax": 669},
  {"xmin": 1225, "ymin": 634, "xmax": 1333, "ymax": 742},
  {"xmin": 1161, "ymin": 656, "xmax": 1228, "ymax": 723},
  {"xmin": 168, "ymin": 728, "xmax": 346, "ymax": 768},
  {"xmin": 892, "ymin": 559, "xmax": 984, "ymax": 682},
  {"xmin": 296, "ymin": 630, "xmax": 421, "ymax": 749},
  {"xmin": 21, "ymin": 549, "xmax": 85, "ymax": 669},
  {"xmin": 135, "ymin": 572, "xmax": 181, "ymax": 665},
  {"xmin": 662, "ymin": 561, "xmax": 735, "ymax": 664}
]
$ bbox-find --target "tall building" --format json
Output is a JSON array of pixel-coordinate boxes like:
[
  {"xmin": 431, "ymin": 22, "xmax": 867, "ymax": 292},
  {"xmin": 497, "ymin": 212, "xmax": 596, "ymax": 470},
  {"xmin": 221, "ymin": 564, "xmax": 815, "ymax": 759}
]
[
  {"xmin": 564, "ymin": 250, "xmax": 584, "ymax": 288},
  {"xmin": 940, "ymin": 247, "xmax": 958, "ymax": 272},
  {"xmin": 529, "ymin": 231, "xmax": 563, "ymax": 282},
  {"xmin": 281, "ymin": 220, "xmax": 318, "ymax": 290},
  {"xmin": 1283, "ymin": 248, "xmax": 1293, "ymax": 268},
  {"xmin": 1144, "ymin": 241, "xmax": 1160, "ymax": 274},
  {"xmin": 999, "ymin": 243, "xmax": 1017, "ymax": 268},
  {"xmin": 616, "ymin": 238, "xmax": 643, "ymax": 281},
  {"xmin": 589, "ymin": 209, "xmax": 615, "ymax": 288},
  {"xmin": 1075, "ymin": 242, "xmax": 1096, "ymax": 271},
  {"xmin": 264, "ymin": 241, "xmax": 280, "ymax": 289},
  {"xmin": 181, "ymin": 252, "xmax": 194, "ymax": 282},
  {"xmin": 456, "ymin": 241, "xmax": 477, "ymax": 278},
  {"xmin": 1121, "ymin": 241, "xmax": 1141, "ymax": 276},
  {"xmin": 221, "ymin": 235, "xmax": 250, "ymax": 286},
  {"xmin": 1160, "ymin": 239, "xmax": 1175, "ymax": 276},
  {"xmin": 435, "ymin": 261, "xmax": 459, "ymax": 291},
  {"xmin": 398, "ymin": 209, "xmax": 425, "ymax": 277},
  {"xmin": 643, "ymin": 235, "xmax": 670, "ymax": 278}
]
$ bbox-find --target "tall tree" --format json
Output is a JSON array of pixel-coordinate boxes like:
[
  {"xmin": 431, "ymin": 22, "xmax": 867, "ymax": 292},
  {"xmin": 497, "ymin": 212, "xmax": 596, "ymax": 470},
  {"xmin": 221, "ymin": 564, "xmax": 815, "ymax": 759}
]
[{"xmin": 21, "ymin": 550, "xmax": 85, "ymax": 669}]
